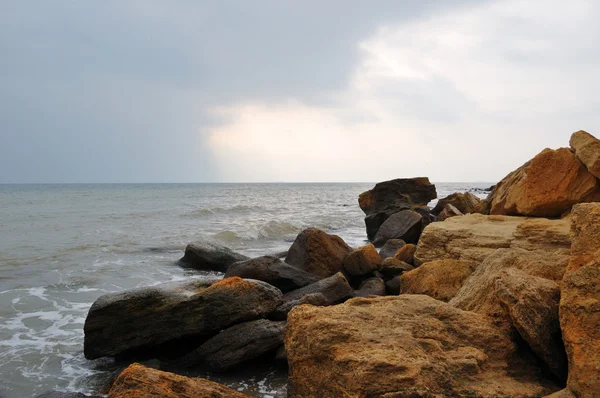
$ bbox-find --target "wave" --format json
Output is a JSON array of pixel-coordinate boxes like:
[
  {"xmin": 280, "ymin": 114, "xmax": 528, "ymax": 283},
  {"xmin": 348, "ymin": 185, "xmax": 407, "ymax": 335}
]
[{"xmin": 182, "ymin": 205, "xmax": 267, "ymax": 219}]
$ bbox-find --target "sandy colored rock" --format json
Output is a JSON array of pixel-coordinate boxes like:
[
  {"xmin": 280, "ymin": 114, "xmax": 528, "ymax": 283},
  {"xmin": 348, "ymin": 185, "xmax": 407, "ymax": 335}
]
[
  {"xmin": 372, "ymin": 209, "xmax": 423, "ymax": 246},
  {"xmin": 432, "ymin": 192, "xmax": 483, "ymax": 215},
  {"xmin": 399, "ymin": 259, "xmax": 476, "ymax": 302},
  {"xmin": 393, "ymin": 243, "xmax": 417, "ymax": 265},
  {"xmin": 414, "ymin": 213, "xmax": 570, "ymax": 266},
  {"xmin": 570, "ymin": 130, "xmax": 600, "ymax": 179},
  {"xmin": 108, "ymin": 363, "xmax": 250, "ymax": 398},
  {"xmin": 342, "ymin": 244, "xmax": 381, "ymax": 277},
  {"xmin": 560, "ymin": 203, "xmax": 600, "ymax": 396},
  {"xmin": 285, "ymin": 228, "xmax": 351, "ymax": 278},
  {"xmin": 436, "ymin": 203, "xmax": 463, "ymax": 221},
  {"xmin": 487, "ymin": 147, "xmax": 600, "ymax": 217},
  {"xmin": 285, "ymin": 295, "xmax": 558, "ymax": 398}
]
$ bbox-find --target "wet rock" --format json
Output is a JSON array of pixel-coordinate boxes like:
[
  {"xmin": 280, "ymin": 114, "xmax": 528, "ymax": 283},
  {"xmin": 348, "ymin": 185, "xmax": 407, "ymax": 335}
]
[
  {"xmin": 84, "ymin": 277, "xmax": 282, "ymax": 359},
  {"xmin": 342, "ymin": 244, "xmax": 381, "ymax": 277},
  {"xmin": 354, "ymin": 277, "xmax": 385, "ymax": 297},
  {"xmin": 432, "ymin": 192, "xmax": 483, "ymax": 216},
  {"xmin": 436, "ymin": 203, "xmax": 463, "ymax": 222},
  {"xmin": 285, "ymin": 295, "xmax": 558, "ymax": 398},
  {"xmin": 372, "ymin": 210, "xmax": 423, "ymax": 247},
  {"xmin": 269, "ymin": 293, "xmax": 328, "ymax": 321},
  {"xmin": 225, "ymin": 256, "xmax": 319, "ymax": 292},
  {"xmin": 487, "ymin": 147, "xmax": 600, "ymax": 217},
  {"xmin": 178, "ymin": 319, "xmax": 285, "ymax": 370},
  {"xmin": 393, "ymin": 243, "xmax": 417, "ymax": 265},
  {"xmin": 378, "ymin": 239, "xmax": 406, "ymax": 260},
  {"xmin": 285, "ymin": 228, "xmax": 352, "ymax": 278},
  {"xmin": 569, "ymin": 130, "xmax": 600, "ymax": 179},
  {"xmin": 180, "ymin": 240, "xmax": 248, "ymax": 272},
  {"xmin": 379, "ymin": 257, "xmax": 414, "ymax": 278},
  {"xmin": 560, "ymin": 203, "xmax": 600, "ymax": 396},
  {"xmin": 399, "ymin": 259, "xmax": 476, "ymax": 302},
  {"xmin": 281, "ymin": 272, "xmax": 352, "ymax": 305},
  {"xmin": 108, "ymin": 363, "xmax": 250, "ymax": 398}
]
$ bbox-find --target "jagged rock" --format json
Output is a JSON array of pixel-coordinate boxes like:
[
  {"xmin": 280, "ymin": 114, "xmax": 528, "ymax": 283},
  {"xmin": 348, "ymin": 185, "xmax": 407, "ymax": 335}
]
[
  {"xmin": 495, "ymin": 269, "xmax": 567, "ymax": 382},
  {"xmin": 393, "ymin": 243, "xmax": 417, "ymax": 265},
  {"xmin": 432, "ymin": 192, "xmax": 483, "ymax": 216},
  {"xmin": 354, "ymin": 277, "xmax": 385, "ymax": 297},
  {"xmin": 372, "ymin": 210, "xmax": 423, "ymax": 247},
  {"xmin": 399, "ymin": 259, "xmax": 476, "ymax": 302},
  {"xmin": 569, "ymin": 130, "xmax": 600, "ymax": 179},
  {"xmin": 414, "ymin": 214, "xmax": 570, "ymax": 266},
  {"xmin": 281, "ymin": 272, "xmax": 352, "ymax": 305},
  {"xmin": 180, "ymin": 240, "xmax": 248, "ymax": 272},
  {"xmin": 177, "ymin": 319, "xmax": 285, "ymax": 370},
  {"xmin": 269, "ymin": 293, "xmax": 328, "ymax": 321},
  {"xmin": 83, "ymin": 277, "xmax": 282, "ymax": 359},
  {"xmin": 342, "ymin": 244, "xmax": 381, "ymax": 277},
  {"xmin": 379, "ymin": 257, "xmax": 414, "ymax": 278},
  {"xmin": 285, "ymin": 228, "xmax": 352, "ymax": 278},
  {"xmin": 487, "ymin": 147, "xmax": 600, "ymax": 217},
  {"xmin": 560, "ymin": 203, "xmax": 600, "ymax": 396},
  {"xmin": 436, "ymin": 203, "xmax": 463, "ymax": 221},
  {"xmin": 225, "ymin": 256, "xmax": 319, "ymax": 292},
  {"xmin": 285, "ymin": 295, "xmax": 558, "ymax": 397},
  {"xmin": 108, "ymin": 363, "xmax": 250, "ymax": 398},
  {"xmin": 378, "ymin": 239, "xmax": 406, "ymax": 260}
]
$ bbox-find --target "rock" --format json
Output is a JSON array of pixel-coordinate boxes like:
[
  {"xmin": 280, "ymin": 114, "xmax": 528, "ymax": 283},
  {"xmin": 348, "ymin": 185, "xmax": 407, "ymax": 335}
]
[
  {"xmin": 436, "ymin": 203, "xmax": 463, "ymax": 222},
  {"xmin": 364, "ymin": 210, "xmax": 397, "ymax": 241},
  {"xmin": 378, "ymin": 239, "xmax": 406, "ymax": 260},
  {"xmin": 342, "ymin": 244, "xmax": 381, "ymax": 277},
  {"xmin": 560, "ymin": 203, "xmax": 600, "ymax": 396},
  {"xmin": 487, "ymin": 147, "xmax": 600, "ymax": 217},
  {"xmin": 180, "ymin": 240, "xmax": 248, "ymax": 272},
  {"xmin": 108, "ymin": 363, "xmax": 250, "ymax": 398},
  {"xmin": 274, "ymin": 345, "xmax": 287, "ymax": 367},
  {"xmin": 414, "ymin": 213, "xmax": 570, "ymax": 266},
  {"xmin": 545, "ymin": 389, "xmax": 577, "ymax": 398},
  {"xmin": 569, "ymin": 130, "xmax": 600, "ymax": 179},
  {"xmin": 285, "ymin": 295, "xmax": 558, "ymax": 398},
  {"xmin": 225, "ymin": 256, "xmax": 319, "ymax": 292},
  {"xmin": 35, "ymin": 393, "xmax": 100, "ymax": 398},
  {"xmin": 495, "ymin": 269, "xmax": 567, "ymax": 382},
  {"xmin": 354, "ymin": 277, "xmax": 385, "ymax": 297},
  {"xmin": 432, "ymin": 192, "xmax": 483, "ymax": 215},
  {"xmin": 358, "ymin": 177, "xmax": 437, "ymax": 216},
  {"xmin": 393, "ymin": 243, "xmax": 417, "ymax": 265},
  {"xmin": 372, "ymin": 209, "xmax": 423, "ymax": 247},
  {"xmin": 379, "ymin": 257, "xmax": 414, "ymax": 278},
  {"xmin": 281, "ymin": 272, "xmax": 352, "ymax": 305},
  {"xmin": 177, "ymin": 319, "xmax": 285, "ymax": 370},
  {"xmin": 285, "ymin": 228, "xmax": 352, "ymax": 278},
  {"xmin": 83, "ymin": 277, "xmax": 282, "ymax": 359},
  {"xmin": 384, "ymin": 275, "xmax": 402, "ymax": 295},
  {"xmin": 399, "ymin": 259, "xmax": 476, "ymax": 302},
  {"xmin": 269, "ymin": 293, "xmax": 328, "ymax": 321}
]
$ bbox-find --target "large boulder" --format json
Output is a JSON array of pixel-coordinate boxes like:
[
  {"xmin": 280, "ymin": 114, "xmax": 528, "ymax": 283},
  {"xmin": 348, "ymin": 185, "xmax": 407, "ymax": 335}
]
[
  {"xmin": 83, "ymin": 277, "xmax": 282, "ymax": 359},
  {"xmin": 432, "ymin": 192, "xmax": 483, "ymax": 216},
  {"xmin": 177, "ymin": 319, "xmax": 285, "ymax": 370},
  {"xmin": 372, "ymin": 209, "xmax": 423, "ymax": 247},
  {"xmin": 570, "ymin": 130, "xmax": 600, "ymax": 179},
  {"xmin": 285, "ymin": 295, "xmax": 558, "ymax": 397},
  {"xmin": 487, "ymin": 147, "xmax": 600, "ymax": 217},
  {"xmin": 108, "ymin": 363, "xmax": 250, "ymax": 398},
  {"xmin": 180, "ymin": 240, "xmax": 248, "ymax": 272},
  {"xmin": 342, "ymin": 244, "xmax": 381, "ymax": 277},
  {"xmin": 399, "ymin": 259, "xmax": 476, "ymax": 302},
  {"xmin": 378, "ymin": 239, "xmax": 406, "ymax": 260},
  {"xmin": 225, "ymin": 256, "xmax": 319, "ymax": 292},
  {"xmin": 414, "ymin": 213, "xmax": 570, "ymax": 266},
  {"xmin": 560, "ymin": 203, "xmax": 600, "ymax": 396},
  {"xmin": 285, "ymin": 228, "xmax": 352, "ymax": 278}
]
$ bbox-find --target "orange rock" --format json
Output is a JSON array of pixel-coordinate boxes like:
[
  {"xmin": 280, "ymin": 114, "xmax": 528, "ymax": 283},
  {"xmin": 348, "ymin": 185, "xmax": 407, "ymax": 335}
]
[
  {"xmin": 342, "ymin": 244, "xmax": 381, "ymax": 277},
  {"xmin": 399, "ymin": 259, "xmax": 475, "ymax": 302},
  {"xmin": 393, "ymin": 243, "xmax": 416, "ymax": 265},
  {"xmin": 285, "ymin": 228, "xmax": 351, "ymax": 278},
  {"xmin": 108, "ymin": 363, "xmax": 251, "ymax": 397}
]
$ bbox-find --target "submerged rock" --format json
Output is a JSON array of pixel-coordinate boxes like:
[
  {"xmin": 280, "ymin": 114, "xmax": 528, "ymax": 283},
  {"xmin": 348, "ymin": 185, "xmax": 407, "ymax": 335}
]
[
  {"xmin": 285, "ymin": 228, "xmax": 351, "ymax": 278},
  {"xmin": 569, "ymin": 130, "xmax": 600, "ymax": 179},
  {"xmin": 372, "ymin": 209, "xmax": 423, "ymax": 247},
  {"xmin": 180, "ymin": 240, "xmax": 248, "ymax": 272},
  {"xmin": 342, "ymin": 244, "xmax": 381, "ymax": 277},
  {"xmin": 378, "ymin": 239, "xmax": 406, "ymax": 260},
  {"xmin": 399, "ymin": 259, "xmax": 476, "ymax": 302}
]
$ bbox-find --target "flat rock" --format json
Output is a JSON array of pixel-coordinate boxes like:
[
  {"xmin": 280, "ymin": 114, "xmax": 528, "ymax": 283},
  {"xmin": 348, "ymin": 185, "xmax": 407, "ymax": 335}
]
[
  {"xmin": 354, "ymin": 277, "xmax": 385, "ymax": 297},
  {"xmin": 569, "ymin": 130, "xmax": 600, "ymax": 179},
  {"xmin": 399, "ymin": 259, "xmax": 476, "ymax": 302},
  {"xmin": 432, "ymin": 191, "xmax": 483, "ymax": 215},
  {"xmin": 285, "ymin": 228, "xmax": 351, "ymax": 278},
  {"xmin": 372, "ymin": 209, "xmax": 423, "ymax": 247},
  {"xmin": 342, "ymin": 244, "xmax": 381, "ymax": 277},
  {"xmin": 180, "ymin": 240, "xmax": 248, "ymax": 272},
  {"xmin": 285, "ymin": 295, "xmax": 558, "ymax": 397},
  {"xmin": 83, "ymin": 277, "xmax": 282, "ymax": 359},
  {"xmin": 378, "ymin": 239, "xmax": 406, "ymax": 260},
  {"xmin": 108, "ymin": 363, "xmax": 250, "ymax": 398},
  {"xmin": 225, "ymin": 256, "xmax": 319, "ymax": 292}
]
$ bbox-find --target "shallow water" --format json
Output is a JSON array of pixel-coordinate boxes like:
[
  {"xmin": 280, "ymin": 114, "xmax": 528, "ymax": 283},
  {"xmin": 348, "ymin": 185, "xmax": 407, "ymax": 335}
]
[{"xmin": 0, "ymin": 182, "xmax": 491, "ymax": 397}]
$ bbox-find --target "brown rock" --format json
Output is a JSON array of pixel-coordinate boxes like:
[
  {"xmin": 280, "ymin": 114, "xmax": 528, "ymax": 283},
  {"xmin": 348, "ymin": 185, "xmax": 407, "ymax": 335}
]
[
  {"xmin": 358, "ymin": 177, "xmax": 437, "ymax": 216},
  {"xmin": 393, "ymin": 243, "xmax": 417, "ymax": 265},
  {"xmin": 108, "ymin": 363, "xmax": 250, "ymax": 398},
  {"xmin": 487, "ymin": 147, "xmax": 600, "ymax": 217},
  {"xmin": 436, "ymin": 203, "xmax": 463, "ymax": 222},
  {"xmin": 378, "ymin": 239, "xmax": 406, "ymax": 260},
  {"xmin": 372, "ymin": 209, "xmax": 423, "ymax": 247},
  {"xmin": 180, "ymin": 240, "xmax": 249, "ymax": 272},
  {"xmin": 285, "ymin": 295, "xmax": 558, "ymax": 398},
  {"xmin": 342, "ymin": 244, "xmax": 381, "ymax": 277},
  {"xmin": 399, "ymin": 259, "xmax": 476, "ymax": 302},
  {"xmin": 379, "ymin": 257, "xmax": 414, "ymax": 278},
  {"xmin": 570, "ymin": 130, "xmax": 600, "ymax": 179},
  {"xmin": 354, "ymin": 277, "xmax": 386, "ymax": 297},
  {"xmin": 560, "ymin": 203, "xmax": 600, "ymax": 396},
  {"xmin": 285, "ymin": 228, "xmax": 352, "ymax": 278},
  {"xmin": 432, "ymin": 192, "xmax": 483, "ymax": 215}
]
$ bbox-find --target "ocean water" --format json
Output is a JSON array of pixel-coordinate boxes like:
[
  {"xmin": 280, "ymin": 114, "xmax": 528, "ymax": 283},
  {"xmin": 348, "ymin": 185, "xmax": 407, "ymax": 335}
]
[{"xmin": 0, "ymin": 182, "xmax": 491, "ymax": 397}]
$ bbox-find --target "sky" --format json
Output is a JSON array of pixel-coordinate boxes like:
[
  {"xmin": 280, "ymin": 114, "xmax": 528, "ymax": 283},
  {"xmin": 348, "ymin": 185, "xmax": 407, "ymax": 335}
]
[{"xmin": 2, "ymin": 0, "xmax": 600, "ymax": 183}]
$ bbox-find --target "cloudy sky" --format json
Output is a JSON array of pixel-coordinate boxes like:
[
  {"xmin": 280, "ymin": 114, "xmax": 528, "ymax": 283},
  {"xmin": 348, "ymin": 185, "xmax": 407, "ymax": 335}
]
[{"xmin": 2, "ymin": 1, "xmax": 599, "ymax": 183}]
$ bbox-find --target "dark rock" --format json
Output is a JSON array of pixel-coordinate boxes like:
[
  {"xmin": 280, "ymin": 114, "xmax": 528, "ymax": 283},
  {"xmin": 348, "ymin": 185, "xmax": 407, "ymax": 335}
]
[
  {"xmin": 180, "ymin": 240, "xmax": 248, "ymax": 272},
  {"xmin": 274, "ymin": 345, "xmax": 288, "ymax": 367},
  {"xmin": 225, "ymin": 256, "xmax": 320, "ymax": 292},
  {"xmin": 285, "ymin": 228, "xmax": 352, "ymax": 278},
  {"xmin": 364, "ymin": 210, "xmax": 398, "ymax": 241},
  {"xmin": 354, "ymin": 277, "xmax": 385, "ymax": 297},
  {"xmin": 358, "ymin": 177, "xmax": 437, "ymax": 216},
  {"xmin": 84, "ymin": 277, "xmax": 282, "ymax": 359},
  {"xmin": 379, "ymin": 257, "xmax": 414, "ymax": 278},
  {"xmin": 373, "ymin": 210, "xmax": 423, "ymax": 247},
  {"xmin": 378, "ymin": 239, "xmax": 406, "ymax": 260},
  {"xmin": 432, "ymin": 192, "xmax": 483, "ymax": 216},
  {"xmin": 270, "ymin": 293, "xmax": 329, "ymax": 321},
  {"xmin": 342, "ymin": 244, "xmax": 381, "ymax": 277},
  {"xmin": 385, "ymin": 275, "xmax": 402, "ymax": 295},
  {"xmin": 35, "ymin": 393, "xmax": 100, "ymax": 398},
  {"xmin": 177, "ymin": 319, "xmax": 285, "ymax": 370},
  {"xmin": 282, "ymin": 272, "xmax": 353, "ymax": 305}
]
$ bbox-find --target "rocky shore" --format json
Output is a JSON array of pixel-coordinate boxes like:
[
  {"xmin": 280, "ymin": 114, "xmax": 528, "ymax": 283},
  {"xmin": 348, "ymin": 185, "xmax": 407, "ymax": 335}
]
[{"xmin": 45, "ymin": 130, "xmax": 600, "ymax": 397}]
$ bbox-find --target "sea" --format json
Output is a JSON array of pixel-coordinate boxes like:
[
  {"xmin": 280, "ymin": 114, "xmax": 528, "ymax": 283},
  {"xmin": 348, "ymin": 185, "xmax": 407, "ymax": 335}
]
[{"xmin": 0, "ymin": 182, "xmax": 492, "ymax": 398}]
